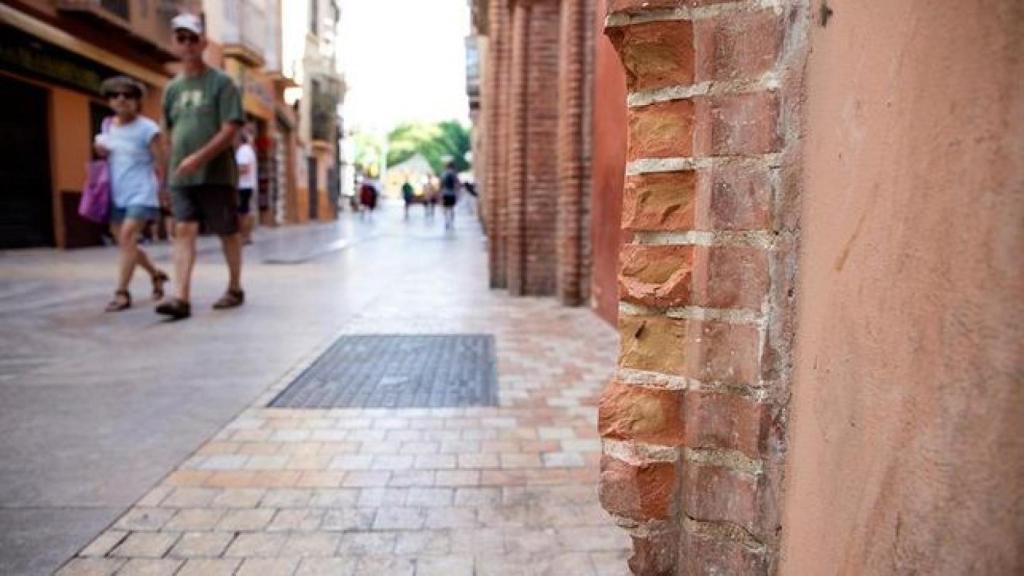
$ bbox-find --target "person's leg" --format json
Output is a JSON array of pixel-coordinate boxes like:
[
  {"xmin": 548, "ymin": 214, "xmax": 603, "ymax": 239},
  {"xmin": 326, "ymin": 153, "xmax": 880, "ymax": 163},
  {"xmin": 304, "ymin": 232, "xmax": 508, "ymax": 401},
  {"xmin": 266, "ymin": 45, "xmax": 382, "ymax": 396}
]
[
  {"xmin": 116, "ymin": 219, "xmax": 147, "ymax": 291},
  {"xmin": 220, "ymin": 232, "xmax": 243, "ymax": 293},
  {"xmin": 173, "ymin": 221, "xmax": 199, "ymax": 302}
]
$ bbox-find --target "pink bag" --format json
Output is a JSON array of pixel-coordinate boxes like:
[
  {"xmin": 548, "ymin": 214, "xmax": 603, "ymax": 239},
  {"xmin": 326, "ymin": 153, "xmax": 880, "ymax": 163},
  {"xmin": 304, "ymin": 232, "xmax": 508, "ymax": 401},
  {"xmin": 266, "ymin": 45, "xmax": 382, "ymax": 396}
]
[{"xmin": 79, "ymin": 117, "xmax": 112, "ymax": 223}]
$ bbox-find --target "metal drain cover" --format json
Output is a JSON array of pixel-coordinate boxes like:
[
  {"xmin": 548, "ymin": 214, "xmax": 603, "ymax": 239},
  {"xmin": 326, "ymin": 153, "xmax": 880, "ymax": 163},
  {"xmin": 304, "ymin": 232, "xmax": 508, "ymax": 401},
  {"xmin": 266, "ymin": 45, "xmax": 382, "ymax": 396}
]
[{"xmin": 269, "ymin": 334, "xmax": 497, "ymax": 409}]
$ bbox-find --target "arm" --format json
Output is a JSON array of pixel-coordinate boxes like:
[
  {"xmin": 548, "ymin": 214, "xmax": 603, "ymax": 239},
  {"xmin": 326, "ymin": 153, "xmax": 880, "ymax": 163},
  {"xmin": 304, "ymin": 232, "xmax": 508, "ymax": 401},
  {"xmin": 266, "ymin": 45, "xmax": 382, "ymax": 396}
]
[
  {"xmin": 149, "ymin": 132, "xmax": 167, "ymax": 187},
  {"xmin": 174, "ymin": 121, "xmax": 240, "ymax": 178}
]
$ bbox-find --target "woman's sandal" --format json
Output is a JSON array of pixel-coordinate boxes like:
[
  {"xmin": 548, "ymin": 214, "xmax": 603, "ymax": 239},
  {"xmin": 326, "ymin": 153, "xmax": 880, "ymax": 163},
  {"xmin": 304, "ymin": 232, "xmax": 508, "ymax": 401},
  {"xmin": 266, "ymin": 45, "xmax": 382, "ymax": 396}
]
[
  {"xmin": 151, "ymin": 270, "xmax": 169, "ymax": 300},
  {"xmin": 105, "ymin": 290, "xmax": 131, "ymax": 312}
]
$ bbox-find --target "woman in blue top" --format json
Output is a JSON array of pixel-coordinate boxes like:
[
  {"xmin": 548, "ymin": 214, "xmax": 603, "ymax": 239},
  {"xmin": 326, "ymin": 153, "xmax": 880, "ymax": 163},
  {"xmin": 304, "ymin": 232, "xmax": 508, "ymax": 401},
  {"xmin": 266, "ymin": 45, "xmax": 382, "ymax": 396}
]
[{"xmin": 94, "ymin": 76, "xmax": 169, "ymax": 312}]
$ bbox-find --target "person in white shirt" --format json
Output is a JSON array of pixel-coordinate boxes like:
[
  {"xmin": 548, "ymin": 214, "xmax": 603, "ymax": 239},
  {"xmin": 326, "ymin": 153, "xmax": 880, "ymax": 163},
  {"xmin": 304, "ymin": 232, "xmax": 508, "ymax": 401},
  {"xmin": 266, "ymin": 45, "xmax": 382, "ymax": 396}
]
[{"xmin": 234, "ymin": 131, "xmax": 257, "ymax": 244}]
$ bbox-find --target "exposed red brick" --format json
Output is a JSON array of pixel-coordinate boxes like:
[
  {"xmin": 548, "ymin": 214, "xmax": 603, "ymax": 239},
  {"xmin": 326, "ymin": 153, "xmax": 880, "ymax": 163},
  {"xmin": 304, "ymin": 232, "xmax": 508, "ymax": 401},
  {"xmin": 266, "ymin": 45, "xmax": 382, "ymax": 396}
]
[
  {"xmin": 599, "ymin": 455, "xmax": 677, "ymax": 521},
  {"xmin": 679, "ymin": 529, "xmax": 768, "ymax": 576},
  {"xmin": 695, "ymin": 91, "xmax": 781, "ymax": 157},
  {"xmin": 691, "ymin": 246, "xmax": 770, "ymax": 311},
  {"xmin": 684, "ymin": 319, "xmax": 761, "ymax": 385},
  {"xmin": 694, "ymin": 10, "xmax": 783, "ymax": 83},
  {"xmin": 607, "ymin": 0, "xmax": 683, "ymax": 16},
  {"xmin": 629, "ymin": 532, "xmax": 678, "ymax": 576},
  {"xmin": 619, "ymin": 314, "xmax": 688, "ymax": 375},
  {"xmin": 599, "ymin": 380, "xmax": 685, "ymax": 445},
  {"xmin": 619, "ymin": 244, "xmax": 695, "ymax": 308},
  {"xmin": 681, "ymin": 462, "xmax": 761, "ymax": 533},
  {"xmin": 623, "ymin": 171, "xmax": 697, "ymax": 231},
  {"xmin": 695, "ymin": 162, "xmax": 773, "ymax": 231},
  {"xmin": 607, "ymin": 20, "xmax": 694, "ymax": 92},
  {"xmin": 684, "ymin": 391, "xmax": 770, "ymax": 459},
  {"xmin": 629, "ymin": 100, "xmax": 695, "ymax": 160}
]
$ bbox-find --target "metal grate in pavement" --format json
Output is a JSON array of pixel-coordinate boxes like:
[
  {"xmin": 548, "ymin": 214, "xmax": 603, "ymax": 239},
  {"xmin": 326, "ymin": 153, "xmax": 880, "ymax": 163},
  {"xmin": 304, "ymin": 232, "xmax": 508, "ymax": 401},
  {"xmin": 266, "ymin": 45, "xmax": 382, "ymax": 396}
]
[{"xmin": 269, "ymin": 334, "xmax": 498, "ymax": 409}]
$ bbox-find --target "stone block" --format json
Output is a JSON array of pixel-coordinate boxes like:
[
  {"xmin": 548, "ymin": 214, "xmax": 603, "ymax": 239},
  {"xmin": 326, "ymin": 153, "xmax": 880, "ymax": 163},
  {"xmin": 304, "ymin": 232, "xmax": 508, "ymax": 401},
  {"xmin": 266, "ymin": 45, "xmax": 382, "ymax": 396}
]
[
  {"xmin": 598, "ymin": 380, "xmax": 685, "ymax": 446},
  {"xmin": 607, "ymin": 20, "xmax": 694, "ymax": 92},
  {"xmin": 683, "ymin": 391, "xmax": 770, "ymax": 459},
  {"xmin": 629, "ymin": 100, "xmax": 695, "ymax": 160},
  {"xmin": 695, "ymin": 91, "xmax": 781, "ymax": 157},
  {"xmin": 691, "ymin": 246, "xmax": 770, "ymax": 311},
  {"xmin": 598, "ymin": 455, "xmax": 677, "ymax": 521},
  {"xmin": 619, "ymin": 314, "xmax": 688, "ymax": 375},
  {"xmin": 694, "ymin": 10, "xmax": 783, "ymax": 82},
  {"xmin": 623, "ymin": 171, "xmax": 697, "ymax": 231},
  {"xmin": 619, "ymin": 244, "xmax": 695, "ymax": 308}
]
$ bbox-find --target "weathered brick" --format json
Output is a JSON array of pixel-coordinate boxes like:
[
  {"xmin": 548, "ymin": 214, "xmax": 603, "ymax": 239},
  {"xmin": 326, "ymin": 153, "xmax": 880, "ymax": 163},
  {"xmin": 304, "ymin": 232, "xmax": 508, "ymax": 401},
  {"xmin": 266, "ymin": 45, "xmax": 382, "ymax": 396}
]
[
  {"xmin": 629, "ymin": 100, "xmax": 695, "ymax": 160},
  {"xmin": 607, "ymin": 20, "xmax": 694, "ymax": 92},
  {"xmin": 607, "ymin": 0, "xmax": 682, "ymax": 16},
  {"xmin": 691, "ymin": 246, "xmax": 770, "ymax": 311},
  {"xmin": 599, "ymin": 455, "xmax": 677, "ymax": 521},
  {"xmin": 684, "ymin": 319, "xmax": 761, "ymax": 385},
  {"xmin": 681, "ymin": 462, "xmax": 761, "ymax": 532},
  {"xmin": 695, "ymin": 91, "xmax": 780, "ymax": 157},
  {"xmin": 679, "ymin": 529, "xmax": 768, "ymax": 576},
  {"xmin": 623, "ymin": 171, "xmax": 697, "ymax": 231},
  {"xmin": 683, "ymin": 391, "xmax": 769, "ymax": 458},
  {"xmin": 695, "ymin": 162, "xmax": 772, "ymax": 231},
  {"xmin": 628, "ymin": 531, "xmax": 678, "ymax": 576},
  {"xmin": 599, "ymin": 380, "xmax": 685, "ymax": 445},
  {"xmin": 619, "ymin": 244, "xmax": 694, "ymax": 308},
  {"xmin": 619, "ymin": 314, "xmax": 688, "ymax": 375},
  {"xmin": 694, "ymin": 10, "xmax": 783, "ymax": 82}
]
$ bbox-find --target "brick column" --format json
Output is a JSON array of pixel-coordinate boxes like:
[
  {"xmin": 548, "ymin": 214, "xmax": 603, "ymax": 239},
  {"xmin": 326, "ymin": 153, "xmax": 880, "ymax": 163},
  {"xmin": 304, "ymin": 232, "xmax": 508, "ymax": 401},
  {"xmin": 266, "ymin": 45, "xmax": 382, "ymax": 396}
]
[
  {"xmin": 506, "ymin": 0, "xmax": 529, "ymax": 295},
  {"xmin": 597, "ymin": 1, "xmax": 808, "ymax": 574},
  {"xmin": 485, "ymin": 0, "xmax": 511, "ymax": 289},
  {"xmin": 557, "ymin": 0, "xmax": 586, "ymax": 306}
]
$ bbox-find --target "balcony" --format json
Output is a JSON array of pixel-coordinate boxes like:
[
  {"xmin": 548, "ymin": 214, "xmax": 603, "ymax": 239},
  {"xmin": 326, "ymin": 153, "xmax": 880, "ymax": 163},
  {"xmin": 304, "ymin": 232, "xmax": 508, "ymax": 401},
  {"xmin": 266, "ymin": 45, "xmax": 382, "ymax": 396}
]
[
  {"xmin": 220, "ymin": 0, "xmax": 267, "ymax": 68},
  {"xmin": 56, "ymin": 0, "xmax": 179, "ymax": 59},
  {"xmin": 310, "ymin": 75, "xmax": 342, "ymax": 143}
]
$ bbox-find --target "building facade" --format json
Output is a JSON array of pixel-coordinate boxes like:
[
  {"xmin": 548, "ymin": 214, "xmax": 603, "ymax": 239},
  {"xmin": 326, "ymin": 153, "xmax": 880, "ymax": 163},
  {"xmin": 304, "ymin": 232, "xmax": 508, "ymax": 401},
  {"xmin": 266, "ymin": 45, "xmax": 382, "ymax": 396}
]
[
  {"xmin": 0, "ymin": 0, "xmax": 183, "ymax": 248},
  {"xmin": 471, "ymin": 0, "xmax": 1023, "ymax": 574}
]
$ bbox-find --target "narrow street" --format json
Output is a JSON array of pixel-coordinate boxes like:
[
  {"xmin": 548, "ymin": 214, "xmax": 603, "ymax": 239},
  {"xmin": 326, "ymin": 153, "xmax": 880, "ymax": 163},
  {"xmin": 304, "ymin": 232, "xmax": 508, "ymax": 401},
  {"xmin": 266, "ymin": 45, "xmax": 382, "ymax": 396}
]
[{"xmin": 0, "ymin": 203, "xmax": 628, "ymax": 575}]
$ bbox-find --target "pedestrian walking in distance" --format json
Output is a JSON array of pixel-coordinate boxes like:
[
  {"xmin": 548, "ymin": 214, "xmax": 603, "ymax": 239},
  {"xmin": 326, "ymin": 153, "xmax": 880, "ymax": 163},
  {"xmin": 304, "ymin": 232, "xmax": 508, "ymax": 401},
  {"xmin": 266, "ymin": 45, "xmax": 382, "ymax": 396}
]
[
  {"xmin": 156, "ymin": 13, "xmax": 246, "ymax": 320},
  {"xmin": 93, "ymin": 76, "xmax": 170, "ymax": 312},
  {"xmin": 440, "ymin": 161, "xmax": 461, "ymax": 230},
  {"xmin": 401, "ymin": 179, "xmax": 415, "ymax": 220},
  {"xmin": 235, "ymin": 131, "xmax": 257, "ymax": 244}
]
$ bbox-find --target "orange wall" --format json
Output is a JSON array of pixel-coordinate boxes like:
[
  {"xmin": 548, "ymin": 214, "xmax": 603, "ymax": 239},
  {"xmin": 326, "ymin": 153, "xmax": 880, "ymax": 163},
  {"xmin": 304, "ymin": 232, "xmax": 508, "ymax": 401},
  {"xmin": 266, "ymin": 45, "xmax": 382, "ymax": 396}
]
[
  {"xmin": 782, "ymin": 1, "xmax": 1024, "ymax": 574},
  {"xmin": 588, "ymin": 8, "xmax": 627, "ymax": 326}
]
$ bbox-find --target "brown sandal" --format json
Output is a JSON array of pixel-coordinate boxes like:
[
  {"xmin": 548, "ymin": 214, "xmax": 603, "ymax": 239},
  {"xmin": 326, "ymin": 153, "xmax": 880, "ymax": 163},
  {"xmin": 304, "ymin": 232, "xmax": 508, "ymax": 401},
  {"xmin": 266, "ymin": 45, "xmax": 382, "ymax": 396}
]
[
  {"xmin": 105, "ymin": 290, "xmax": 131, "ymax": 312},
  {"xmin": 151, "ymin": 270, "xmax": 169, "ymax": 300},
  {"xmin": 155, "ymin": 297, "xmax": 191, "ymax": 320},
  {"xmin": 212, "ymin": 289, "xmax": 245, "ymax": 310}
]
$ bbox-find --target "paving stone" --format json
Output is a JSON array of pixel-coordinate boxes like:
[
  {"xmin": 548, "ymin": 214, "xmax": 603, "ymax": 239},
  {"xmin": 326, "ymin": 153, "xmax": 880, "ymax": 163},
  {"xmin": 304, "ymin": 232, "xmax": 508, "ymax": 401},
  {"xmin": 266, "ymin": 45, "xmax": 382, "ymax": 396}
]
[
  {"xmin": 261, "ymin": 489, "xmax": 314, "ymax": 508},
  {"xmin": 168, "ymin": 532, "xmax": 235, "ymax": 558},
  {"xmin": 113, "ymin": 508, "xmax": 176, "ymax": 531},
  {"xmin": 164, "ymin": 509, "xmax": 225, "ymax": 532},
  {"xmin": 449, "ymin": 528, "xmax": 506, "ymax": 555},
  {"xmin": 354, "ymin": 556, "xmax": 415, "ymax": 575},
  {"xmin": 235, "ymin": 558, "xmax": 299, "ymax": 576},
  {"xmin": 373, "ymin": 507, "xmax": 426, "ymax": 530},
  {"xmin": 425, "ymin": 507, "xmax": 478, "ymax": 529},
  {"xmin": 280, "ymin": 533, "xmax": 341, "ymax": 557},
  {"xmin": 176, "ymin": 559, "xmax": 241, "ymax": 576},
  {"xmin": 110, "ymin": 532, "xmax": 180, "ymax": 558},
  {"xmin": 454, "ymin": 487, "xmax": 501, "ymax": 507},
  {"xmin": 394, "ymin": 530, "xmax": 452, "ymax": 555},
  {"xmin": 309, "ymin": 488, "xmax": 360, "ymax": 507},
  {"xmin": 267, "ymin": 509, "xmax": 325, "ymax": 532},
  {"xmin": 79, "ymin": 530, "xmax": 128, "ymax": 557},
  {"xmin": 336, "ymin": 532, "xmax": 397, "ymax": 555},
  {"xmin": 321, "ymin": 508, "xmax": 374, "ymax": 532},
  {"xmin": 294, "ymin": 558, "xmax": 359, "ymax": 576},
  {"xmin": 216, "ymin": 509, "xmax": 276, "ymax": 532},
  {"xmin": 210, "ymin": 489, "xmax": 266, "ymax": 508},
  {"xmin": 116, "ymin": 559, "xmax": 183, "ymax": 576},
  {"xmin": 55, "ymin": 558, "xmax": 125, "ymax": 576},
  {"xmin": 224, "ymin": 533, "xmax": 287, "ymax": 557},
  {"xmin": 416, "ymin": 555, "xmax": 475, "ymax": 576},
  {"xmin": 405, "ymin": 487, "xmax": 453, "ymax": 508}
]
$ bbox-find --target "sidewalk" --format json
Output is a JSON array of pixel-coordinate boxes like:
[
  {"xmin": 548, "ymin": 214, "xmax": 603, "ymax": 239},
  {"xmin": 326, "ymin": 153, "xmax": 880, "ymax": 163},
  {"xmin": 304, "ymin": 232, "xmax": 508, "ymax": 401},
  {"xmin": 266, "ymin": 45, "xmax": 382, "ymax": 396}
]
[{"xmin": 54, "ymin": 206, "xmax": 629, "ymax": 576}]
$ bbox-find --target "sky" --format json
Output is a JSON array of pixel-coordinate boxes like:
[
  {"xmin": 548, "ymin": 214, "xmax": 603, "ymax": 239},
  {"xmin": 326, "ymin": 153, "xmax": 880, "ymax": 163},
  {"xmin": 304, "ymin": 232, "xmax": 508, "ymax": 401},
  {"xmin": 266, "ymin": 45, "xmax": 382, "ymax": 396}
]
[{"xmin": 337, "ymin": 0, "xmax": 471, "ymax": 134}]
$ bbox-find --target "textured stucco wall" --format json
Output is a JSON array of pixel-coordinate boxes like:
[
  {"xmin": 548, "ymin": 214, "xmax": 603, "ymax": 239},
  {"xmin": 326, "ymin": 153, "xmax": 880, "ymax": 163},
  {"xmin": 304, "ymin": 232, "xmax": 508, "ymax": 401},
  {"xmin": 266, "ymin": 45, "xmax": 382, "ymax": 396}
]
[{"xmin": 782, "ymin": 1, "xmax": 1024, "ymax": 574}]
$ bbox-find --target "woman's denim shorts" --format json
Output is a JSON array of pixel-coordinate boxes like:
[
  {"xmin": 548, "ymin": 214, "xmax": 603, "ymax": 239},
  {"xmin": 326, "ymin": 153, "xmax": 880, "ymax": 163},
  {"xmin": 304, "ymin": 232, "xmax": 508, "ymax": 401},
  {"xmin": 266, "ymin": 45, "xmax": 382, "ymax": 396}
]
[{"xmin": 110, "ymin": 205, "xmax": 161, "ymax": 223}]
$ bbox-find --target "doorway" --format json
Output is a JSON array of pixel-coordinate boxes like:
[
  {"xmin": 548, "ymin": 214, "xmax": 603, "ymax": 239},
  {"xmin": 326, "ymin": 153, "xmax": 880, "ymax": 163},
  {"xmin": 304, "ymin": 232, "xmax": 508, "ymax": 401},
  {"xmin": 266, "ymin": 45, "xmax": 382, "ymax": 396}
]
[{"xmin": 0, "ymin": 76, "xmax": 53, "ymax": 248}]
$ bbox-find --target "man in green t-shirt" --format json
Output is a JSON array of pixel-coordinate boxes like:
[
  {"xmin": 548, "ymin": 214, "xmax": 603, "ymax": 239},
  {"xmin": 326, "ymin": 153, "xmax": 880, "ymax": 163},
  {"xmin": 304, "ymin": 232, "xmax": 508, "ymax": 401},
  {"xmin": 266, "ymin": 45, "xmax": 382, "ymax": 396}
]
[{"xmin": 156, "ymin": 13, "xmax": 246, "ymax": 320}]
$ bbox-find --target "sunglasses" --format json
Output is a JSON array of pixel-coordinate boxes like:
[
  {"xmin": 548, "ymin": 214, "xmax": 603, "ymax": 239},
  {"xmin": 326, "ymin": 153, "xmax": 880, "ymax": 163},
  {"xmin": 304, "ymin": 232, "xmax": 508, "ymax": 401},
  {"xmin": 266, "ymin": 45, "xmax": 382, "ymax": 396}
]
[
  {"xmin": 174, "ymin": 32, "xmax": 201, "ymax": 45},
  {"xmin": 106, "ymin": 91, "xmax": 139, "ymax": 100}
]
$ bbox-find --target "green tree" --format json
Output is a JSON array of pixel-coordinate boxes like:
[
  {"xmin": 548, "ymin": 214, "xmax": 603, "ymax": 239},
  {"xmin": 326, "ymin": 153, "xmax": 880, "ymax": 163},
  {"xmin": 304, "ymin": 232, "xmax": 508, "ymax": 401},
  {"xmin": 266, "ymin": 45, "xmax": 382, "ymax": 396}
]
[{"xmin": 386, "ymin": 120, "xmax": 471, "ymax": 174}]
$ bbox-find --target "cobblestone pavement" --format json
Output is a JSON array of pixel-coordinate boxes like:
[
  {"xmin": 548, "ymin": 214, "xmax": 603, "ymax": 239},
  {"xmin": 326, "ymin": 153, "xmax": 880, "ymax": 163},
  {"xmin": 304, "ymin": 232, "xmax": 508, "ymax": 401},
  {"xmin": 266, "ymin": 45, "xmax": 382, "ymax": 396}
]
[{"xmin": 51, "ymin": 204, "xmax": 630, "ymax": 575}]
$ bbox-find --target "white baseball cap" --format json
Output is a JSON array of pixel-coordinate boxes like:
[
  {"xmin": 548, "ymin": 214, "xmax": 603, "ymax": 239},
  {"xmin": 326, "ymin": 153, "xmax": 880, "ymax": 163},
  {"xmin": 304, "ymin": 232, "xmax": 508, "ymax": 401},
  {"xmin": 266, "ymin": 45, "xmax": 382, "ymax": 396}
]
[{"xmin": 171, "ymin": 13, "xmax": 204, "ymax": 36}]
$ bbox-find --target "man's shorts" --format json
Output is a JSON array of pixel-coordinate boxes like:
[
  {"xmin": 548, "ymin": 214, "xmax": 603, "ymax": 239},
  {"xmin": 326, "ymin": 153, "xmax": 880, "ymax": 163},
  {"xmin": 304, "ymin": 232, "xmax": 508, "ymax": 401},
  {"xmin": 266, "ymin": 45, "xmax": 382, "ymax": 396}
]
[
  {"xmin": 110, "ymin": 204, "xmax": 160, "ymax": 223},
  {"xmin": 442, "ymin": 194, "xmax": 457, "ymax": 208},
  {"xmin": 171, "ymin": 185, "xmax": 240, "ymax": 235},
  {"xmin": 238, "ymin": 188, "xmax": 254, "ymax": 215}
]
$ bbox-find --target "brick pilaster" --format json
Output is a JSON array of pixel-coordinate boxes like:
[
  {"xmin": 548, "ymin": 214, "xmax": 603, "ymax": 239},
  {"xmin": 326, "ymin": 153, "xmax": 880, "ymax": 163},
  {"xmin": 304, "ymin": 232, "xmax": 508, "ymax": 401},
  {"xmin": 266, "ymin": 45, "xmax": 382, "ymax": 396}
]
[
  {"xmin": 598, "ymin": 1, "xmax": 809, "ymax": 574},
  {"xmin": 506, "ymin": 0, "xmax": 529, "ymax": 295},
  {"xmin": 485, "ymin": 0, "xmax": 511, "ymax": 289},
  {"xmin": 557, "ymin": 0, "xmax": 586, "ymax": 306}
]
